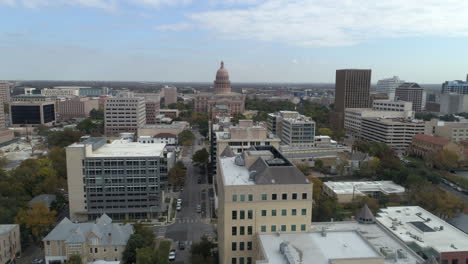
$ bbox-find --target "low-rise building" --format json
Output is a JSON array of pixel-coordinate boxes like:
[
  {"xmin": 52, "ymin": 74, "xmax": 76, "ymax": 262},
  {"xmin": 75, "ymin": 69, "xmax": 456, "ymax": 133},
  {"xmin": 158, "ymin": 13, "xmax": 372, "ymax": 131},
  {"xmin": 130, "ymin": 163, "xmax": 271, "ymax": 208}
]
[
  {"xmin": 66, "ymin": 137, "xmax": 174, "ymax": 221},
  {"xmin": 377, "ymin": 206, "xmax": 468, "ymax": 264},
  {"xmin": 138, "ymin": 133, "xmax": 177, "ymax": 145},
  {"xmin": 323, "ymin": 181, "xmax": 405, "ymax": 203},
  {"xmin": 43, "ymin": 214, "xmax": 133, "ymax": 264},
  {"xmin": 373, "ymin": 99, "xmax": 413, "ymax": 113},
  {"xmin": 360, "ymin": 118, "xmax": 425, "ymax": 152},
  {"xmin": 137, "ymin": 122, "xmax": 188, "ymax": 138},
  {"xmin": 425, "ymin": 119, "xmax": 468, "ymax": 142},
  {"xmin": 10, "ymin": 96, "xmax": 56, "ymax": 127},
  {"xmin": 0, "ymin": 225, "xmax": 21, "ymax": 264},
  {"xmin": 41, "ymin": 87, "xmax": 80, "ymax": 97},
  {"xmin": 158, "ymin": 109, "xmax": 179, "ymax": 119},
  {"xmin": 410, "ymin": 134, "xmax": 462, "ymax": 160},
  {"xmin": 216, "ymin": 145, "xmax": 313, "ymax": 264}
]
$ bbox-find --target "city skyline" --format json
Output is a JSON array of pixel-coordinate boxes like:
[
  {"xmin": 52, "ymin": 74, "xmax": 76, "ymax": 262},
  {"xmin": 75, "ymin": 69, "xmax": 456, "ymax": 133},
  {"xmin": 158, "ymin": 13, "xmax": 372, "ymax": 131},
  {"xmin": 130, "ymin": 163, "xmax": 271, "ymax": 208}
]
[{"xmin": 1, "ymin": 0, "xmax": 468, "ymax": 83}]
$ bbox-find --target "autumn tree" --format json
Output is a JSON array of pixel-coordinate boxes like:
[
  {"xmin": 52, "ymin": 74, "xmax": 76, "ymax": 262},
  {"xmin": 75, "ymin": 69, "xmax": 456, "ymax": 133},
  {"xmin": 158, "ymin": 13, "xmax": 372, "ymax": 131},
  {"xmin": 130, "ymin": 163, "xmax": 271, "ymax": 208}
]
[
  {"xmin": 48, "ymin": 147, "xmax": 67, "ymax": 180},
  {"xmin": 178, "ymin": 130, "xmax": 195, "ymax": 146},
  {"xmin": 168, "ymin": 166, "xmax": 186, "ymax": 186},
  {"xmin": 15, "ymin": 203, "xmax": 56, "ymax": 242},
  {"xmin": 434, "ymin": 149, "xmax": 459, "ymax": 170}
]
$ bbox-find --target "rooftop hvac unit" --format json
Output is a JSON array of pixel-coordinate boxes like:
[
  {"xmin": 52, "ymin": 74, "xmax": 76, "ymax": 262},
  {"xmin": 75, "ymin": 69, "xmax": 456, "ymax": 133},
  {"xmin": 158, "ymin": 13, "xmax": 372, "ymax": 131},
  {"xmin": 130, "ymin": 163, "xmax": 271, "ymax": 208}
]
[
  {"xmin": 279, "ymin": 242, "xmax": 297, "ymax": 264},
  {"xmin": 397, "ymin": 249, "xmax": 407, "ymax": 259}
]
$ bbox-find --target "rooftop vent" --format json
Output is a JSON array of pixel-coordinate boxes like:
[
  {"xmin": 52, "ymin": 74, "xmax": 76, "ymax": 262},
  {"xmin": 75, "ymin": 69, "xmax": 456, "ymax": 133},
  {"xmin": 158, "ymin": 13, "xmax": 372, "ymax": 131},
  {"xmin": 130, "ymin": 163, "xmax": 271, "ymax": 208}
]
[
  {"xmin": 279, "ymin": 242, "xmax": 296, "ymax": 264},
  {"xmin": 249, "ymin": 171, "xmax": 257, "ymax": 182},
  {"xmin": 234, "ymin": 155, "xmax": 245, "ymax": 166}
]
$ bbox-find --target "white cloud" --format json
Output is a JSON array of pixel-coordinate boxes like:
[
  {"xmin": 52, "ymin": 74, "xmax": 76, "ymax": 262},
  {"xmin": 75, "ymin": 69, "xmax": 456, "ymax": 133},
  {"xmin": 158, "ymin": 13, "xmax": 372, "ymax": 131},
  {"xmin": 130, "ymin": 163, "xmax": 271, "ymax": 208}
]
[
  {"xmin": 190, "ymin": 0, "xmax": 468, "ymax": 47},
  {"xmin": 130, "ymin": 0, "xmax": 191, "ymax": 8},
  {"xmin": 0, "ymin": 0, "xmax": 188, "ymax": 9},
  {"xmin": 155, "ymin": 22, "xmax": 192, "ymax": 31}
]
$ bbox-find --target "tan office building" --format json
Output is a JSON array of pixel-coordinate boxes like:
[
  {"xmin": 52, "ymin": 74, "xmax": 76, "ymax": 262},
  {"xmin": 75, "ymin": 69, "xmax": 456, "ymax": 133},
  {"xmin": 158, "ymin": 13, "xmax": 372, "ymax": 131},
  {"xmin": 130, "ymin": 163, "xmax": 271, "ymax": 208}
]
[
  {"xmin": 332, "ymin": 69, "xmax": 371, "ymax": 130},
  {"xmin": 0, "ymin": 224, "xmax": 21, "ymax": 264},
  {"xmin": 57, "ymin": 97, "xmax": 99, "ymax": 120},
  {"xmin": 162, "ymin": 86, "xmax": 177, "ymax": 106},
  {"xmin": 216, "ymin": 145, "xmax": 313, "ymax": 264},
  {"xmin": 0, "ymin": 82, "xmax": 10, "ymax": 104},
  {"xmin": 104, "ymin": 92, "xmax": 146, "ymax": 135}
]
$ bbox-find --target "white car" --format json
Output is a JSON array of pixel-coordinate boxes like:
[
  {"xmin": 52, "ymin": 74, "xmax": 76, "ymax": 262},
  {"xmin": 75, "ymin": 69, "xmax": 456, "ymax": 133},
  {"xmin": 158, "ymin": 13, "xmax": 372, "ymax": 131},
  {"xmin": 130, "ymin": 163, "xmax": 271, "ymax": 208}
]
[
  {"xmin": 169, "ymin": 249, "xmax": 176, "ymax": 261},
  {"xmin": 176, "ymin": 204, "xmax": 181, "ymax": 211},
  {"xmin": 177, "ymin": 199, "xmax": 182, "ymax": 205}
]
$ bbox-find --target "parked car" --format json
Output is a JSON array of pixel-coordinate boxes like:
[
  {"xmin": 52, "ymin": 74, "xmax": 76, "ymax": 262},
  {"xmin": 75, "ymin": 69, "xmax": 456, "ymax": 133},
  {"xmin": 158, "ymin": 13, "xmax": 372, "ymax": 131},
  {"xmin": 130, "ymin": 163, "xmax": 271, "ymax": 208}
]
[
  {"xmin": 177, "ymin": 198, "xmax": 182, "ymax": 205},
  {"xmin": 178, "ymin": 241, "xmax": 186, "ymax": 250},
  {"xmin": 169, "ymin": 249, "xmax": 176, "ymax": 261},
  {"xmin": 196, "ymin": 204, "xmax": 201, "ymax": 213},
  {"xmin": 176, "ymin": 204, "xmax": 181, "ymax": 211},
  {"xmin": 32, "ymin": 259, "xmax": 44, "ymax": 264}
]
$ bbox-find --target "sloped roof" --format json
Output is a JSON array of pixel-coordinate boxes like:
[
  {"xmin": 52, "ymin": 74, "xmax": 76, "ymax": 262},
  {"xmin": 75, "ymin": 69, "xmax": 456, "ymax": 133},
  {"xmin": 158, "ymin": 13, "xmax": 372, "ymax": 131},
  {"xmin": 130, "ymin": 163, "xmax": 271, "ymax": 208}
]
[
  {"xmin": 356, "ymin": 204, "xmax": 374, "ymax": 224},
  {"xmin": 44, "ymin": 214, "xmax": 133, "ymax": 246},
  {"xmin": 398, "ymin": 82, "xmax": 422, "ymax": 89},
  {"xmin": 414, "ymin": 134, "xmax": 449, "ymax": 146},
  {"xmin": 220, "ymin": 146, "xmax": 235, "ymax": 158},
  {"xmin": 155, "ymin": 133, "xmax": 177, "ymax": 138},
  {"xmin": 249, "ymin": 158, "xmax": 308, "ymax": 185}
]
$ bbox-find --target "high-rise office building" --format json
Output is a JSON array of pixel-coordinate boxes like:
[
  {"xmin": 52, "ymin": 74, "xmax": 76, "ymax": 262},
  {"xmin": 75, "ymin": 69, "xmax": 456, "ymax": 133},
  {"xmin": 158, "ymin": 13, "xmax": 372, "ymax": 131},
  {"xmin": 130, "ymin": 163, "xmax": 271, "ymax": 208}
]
[
  {"xmin": 395, "ymin": 83, "xmax": 424, "ymax": 112},
  {"xmin": 0, "ymin": 81, "xmax": 11, "ymax": 104},
  {"xmin": 216, "ymin": 145, "xmax": 312, "ymax": 264},
  {"xmin": 442, "ymin": 80, "xmax": 468, "ymax": 94},
  {"xmin": 162, "ymin": 86, "xmax": 177, "ymax": 106},
  {"xmin": 376, "ymin": 76, "xmax": 404, "ymax": 100},
  {"xmin": 332, "ymin": 69, "xmax": 371, "ymax": 130},
  {"xmin": 66, "ymin": 137, "xmax": 174, "ymax": 221},
  {"xmin": 104, "ymin": 92, "xmax": 146, "ymax": 135},
  {"xmin": 136, "ymin": 93, "xmax": 160, "ymax": 125}
]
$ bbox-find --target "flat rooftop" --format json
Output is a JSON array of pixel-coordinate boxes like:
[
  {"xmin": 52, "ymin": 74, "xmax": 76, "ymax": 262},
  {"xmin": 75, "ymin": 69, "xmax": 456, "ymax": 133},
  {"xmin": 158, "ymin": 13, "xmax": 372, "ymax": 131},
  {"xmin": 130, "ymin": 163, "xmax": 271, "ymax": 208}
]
[
  {"xmin": 219, "ymin": 156, "xmax": 255, "ymax": 186},
  {"xmin": 258, "ymin": 231, "xmax": 381, "ymax": 264},
  {"xmin": 311, "ymin": 222, "xmax": 424, "ymax": 264},
  {"xmin": 0, "ymin": 224, "xmax": 17, "ymax": 236},
  {"xmin": 376, "ymin": 206, "xmax": 468, "ymax": 253},
  {"xmin": 70, "ymin": 140, "xmax": 166, "ymax": 157},
  {"xmin": 324, "ymin": 181, "xmax": 405, "ymax": 195}
]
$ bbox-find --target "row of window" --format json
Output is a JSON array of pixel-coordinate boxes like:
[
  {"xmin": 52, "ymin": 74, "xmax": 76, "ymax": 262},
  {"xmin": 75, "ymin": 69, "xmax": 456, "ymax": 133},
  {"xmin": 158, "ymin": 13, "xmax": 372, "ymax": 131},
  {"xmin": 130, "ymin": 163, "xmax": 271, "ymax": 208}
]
[
  {"xmin": 85, "ymin": 160, "xmax": 161, "ymax": 167},
  {"xmin": 231, "ymin": 256, "xmax": 253, "ymax": 264},
  {"xmin": 232, "ymin": 226, "xmax": 253, "ymax": 236},
  {"xmin": 232, "ymin": 210, "xmax": 253, "ymax": 220},
  {"xmin": 441, "ymin": 259, "xmax": 468, "ymax": 264},
  {"xmin": 231, "ymin": 241, "xmax": 252, "ymax": 251},
  {"xmin": 232, "ymin": 192, "xmax": 308, "ymax": 202},
  {"xmin": 261, "ymin": 208, "xmax": 307, "ymax": 216}
]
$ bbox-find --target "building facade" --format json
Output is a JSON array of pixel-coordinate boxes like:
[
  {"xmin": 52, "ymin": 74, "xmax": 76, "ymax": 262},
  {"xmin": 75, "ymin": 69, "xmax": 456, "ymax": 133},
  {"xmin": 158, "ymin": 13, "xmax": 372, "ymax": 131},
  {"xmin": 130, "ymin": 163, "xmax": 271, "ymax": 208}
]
[
  {"xmin": 104, "ymin": 92, "xmax": 146, "ymax": 135},
  {"xmin": 267, "ymin": 111, "xmax": 315, "ymax": 147},
  {"xmin": 41, "ymin": 88, "xmax": 80, "ymax": 97},
  {"xmin": 0, "ymin": 82, "xmax": 10, "ymax": 105},
  {"xmin": 43, "ymin": 215, "xmax": 132, "ymax": 264},
  {"xmin": 372, "ymin": 100, "xmax": 413, "ymax": 113},
  {"xmin": 57, "ymin": 97, "xmax": 99, "ymax": 121},
  {"xmin": 66, "ymin": 137, "xmax": 174, "ymax": 221},
  {"xmin": 332, "ymin": 69, "xmax": 372, "ymax": 130},
  {"xmin": 439, "ymin": 94, "xmax": 468, "ymax": 114},
  {"xmin": 344, "ymin": 108, "xmax": 413, "ymax": 138},
  {"xmin": 360, "ymin": 118, "xmax": 425, "ymax": 152},
  {"xmin": 395, "ymin": 83, "xmax": 424, "ymax": 112},
  {"xmin": 442, "ymin": 80, "xmax": 468, "ymax": 94},
  {"xmin": 0, "ymin": 225, "xmax": 21, "ymax": 264},
  {"xmin": 216, "ymin": 146, "xmax": 313, "ymax": 264},
  {"xmin": 136, "ymin": 94, "xmax": 160, "ymax": 125},
  {"xmin": 410, "ymin": 134, "xmax": 462, "ymax": 160},
  {"xmin": 212, "ymin": 119, "xmax": 281, "ymax": 176},
  {"xmin": 162, "ymin": 86, "xmax": 177, "ymax": 106},
  {"xmin": 194, "ymin": 62, "xmax": 246, "ymax": 118},
  {"xmin": 425, "ymin": 120, "xmax": 468, "ymax": 142},
  {"xmin": 10, "ymin": 97, "xmax": 56, "ymax": 127},
  {"xmin": 323, "ymin": 181, "xmax": 405, "ymax": 203}
]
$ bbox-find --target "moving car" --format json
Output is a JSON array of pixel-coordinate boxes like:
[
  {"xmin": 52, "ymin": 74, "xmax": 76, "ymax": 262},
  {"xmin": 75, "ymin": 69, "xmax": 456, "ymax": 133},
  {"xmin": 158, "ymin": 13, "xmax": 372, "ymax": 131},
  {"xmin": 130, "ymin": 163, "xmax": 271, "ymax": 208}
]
[
  {"xmin": 176, "ymin": 204, "xmax": 181, "ymax": 211},
  {"xmin": 177, "ymin": 198, "xmax": 182, "ymax": 205},
  {"xmin": 178, "ymin": 241, "xmax": 186, "ymax": 250},
  {"xmin": 169, "ymin": 249, "xmax": 176, "ymax": 261},
  {"xmin": 196, "ymin": 204, "xmax": 201, "ymax": 213}
]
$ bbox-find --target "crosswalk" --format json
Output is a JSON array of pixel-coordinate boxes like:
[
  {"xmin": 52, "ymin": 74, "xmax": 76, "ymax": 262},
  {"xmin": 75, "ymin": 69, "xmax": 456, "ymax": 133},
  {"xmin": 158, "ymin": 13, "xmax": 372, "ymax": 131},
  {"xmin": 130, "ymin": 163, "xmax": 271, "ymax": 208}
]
[
  {"xmin": 156, "ymin": 227, "xmax": 166, "ymax": 237},
  {"xmin": 174, "ymin": 218, "xmax": 209, "ymax": 223}
]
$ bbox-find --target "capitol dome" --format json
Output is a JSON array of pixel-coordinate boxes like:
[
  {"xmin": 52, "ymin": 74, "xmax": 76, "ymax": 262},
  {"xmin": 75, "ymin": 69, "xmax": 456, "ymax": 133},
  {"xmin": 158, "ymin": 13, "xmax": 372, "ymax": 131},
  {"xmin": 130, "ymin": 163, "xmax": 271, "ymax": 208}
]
[{"xmin": 214, "ymin": 61, "xmax": 231, "ymax": 94}]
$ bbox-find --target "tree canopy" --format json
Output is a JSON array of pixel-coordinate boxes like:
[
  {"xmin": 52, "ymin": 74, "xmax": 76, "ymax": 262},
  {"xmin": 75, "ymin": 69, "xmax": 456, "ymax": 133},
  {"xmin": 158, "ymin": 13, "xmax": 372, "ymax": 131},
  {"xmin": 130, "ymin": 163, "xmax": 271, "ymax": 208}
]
[
  {"xmin": 190, "ymin": 236, "xmax": 217, "ymax": 264},
  {"xmin": 15, "ymin": 203, "xmax": 56, "ymax": 242},
  {"xmin": 192, "ymin": 148, "xmax": 209, "ymax": 168},
  {"xmin": 178, "ymin": 130, "xmax": 195, "ymax": 146}
]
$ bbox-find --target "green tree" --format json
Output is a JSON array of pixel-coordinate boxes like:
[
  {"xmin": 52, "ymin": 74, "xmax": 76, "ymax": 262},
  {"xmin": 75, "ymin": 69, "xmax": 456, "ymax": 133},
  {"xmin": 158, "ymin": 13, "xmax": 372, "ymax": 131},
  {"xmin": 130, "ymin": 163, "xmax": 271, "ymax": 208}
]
[
  {"xmin": 68, "ymin": 254, "xmax": 83, "ymax": 264},
  {"xmin": 231, "ymin": 113, "xmax": 247, "ymax": 125},
  {"xmin": 123, "ymin": 234, "xmax": 145, "ymax": 264},
  {"xmin": 434, "ymin": 149, "xmax": 459, "ymax": 170},
  {"xmin": 318, "ymin": 128, "xmax": 333, "ymax": 137},
  {"xmin": 48, "ymin": 147, "xmax": 67, "ymax": 180},
  {"xmin": 192, "ymin": 148, "xmax": 209, "ymax": 168},
  {"xmin": 89, "ymin": 109, "xmax": 104, "ymax": 120},
  {"xmin": 178, "ymin": 130, "xmax": 195, "ymax": 146},
  {"xmin": 76, "ymin": 118, "xmax": 102, "ymax": 135},
  {"xmin": 314, "ymin": 159, "xmax": 324, "ymax": 170},
  {"xmin": 190, "ymin": 236, "xmax": 216, "ymax": 264},
  {"xmin": 47, "ymin": 129, "xmax": 83, "ymax": 148},
  {"xmin": 136, "ymin": 247, "xmax": 156, "ymax": 264},
  {"xmin": 35, "ymin": 124, "xmax": 49, "ymax": 136},
  {"xmin": 15, "ymin": 203, "xmax": 56, "ymax": 242},
  {"xmin": 155, "ymin": 241, "xmax": 171, "ymax": 264}
]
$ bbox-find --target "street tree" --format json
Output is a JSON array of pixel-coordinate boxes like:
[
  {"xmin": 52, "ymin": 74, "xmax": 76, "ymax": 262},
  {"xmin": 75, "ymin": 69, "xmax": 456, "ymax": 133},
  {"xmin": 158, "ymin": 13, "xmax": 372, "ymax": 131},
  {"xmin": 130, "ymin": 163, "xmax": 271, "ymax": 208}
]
[
  {"xmin": 178, "ymin": 130, "xmax": 195, "ymax": 146},
  {"xmin": 168, "ymin": 166, "xmax": 186, "ymax": 186},
  {"xmin": 318, "ymin": 128, "xmax": 333, "ymax": 137},
  {"xmin": 190, "ymin": 236, "xmax": 216, "ymax": 264},
  {"xmin": 192, "ymin": 148, "xmax": 209, "ymax": 168},
  {"xmin": 122, "ymin": 234, "xmax": 145, "ymax": 264},
  {"xmin": 15, "ymin": 203, "xmax": 56, "ymax": 242},
  {"xmin": 136, "ymin": 247, "xmax": 156, "ymax": 264}
]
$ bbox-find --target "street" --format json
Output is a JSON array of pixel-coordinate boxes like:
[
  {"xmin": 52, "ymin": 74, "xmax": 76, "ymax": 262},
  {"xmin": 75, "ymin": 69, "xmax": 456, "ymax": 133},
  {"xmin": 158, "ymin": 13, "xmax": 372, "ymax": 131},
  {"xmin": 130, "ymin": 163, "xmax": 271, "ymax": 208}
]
[{"xmin": 152, "ymin": 131, "xmax": 215, "ymax": 264}]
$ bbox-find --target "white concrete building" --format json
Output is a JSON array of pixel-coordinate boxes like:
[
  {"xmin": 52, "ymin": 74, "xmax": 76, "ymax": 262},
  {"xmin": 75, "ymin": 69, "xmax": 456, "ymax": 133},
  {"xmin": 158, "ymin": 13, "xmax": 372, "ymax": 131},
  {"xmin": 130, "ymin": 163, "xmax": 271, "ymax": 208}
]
[
  {"xmin": 373, "ymin": 100, "xmax": 413, "ymax": 113},
  {"xmin": 267, "ymin": 111, "xmax": 315, "ymax": 147},
  {"xmin": 377, "ymin": 206, "xmax": 468, "ymax": 264},
  {"xmin": 323, "ymin": 181, "xmax": 405, "ymax": 203},
  {"xmin": 376, "ymin": 76, "xmax": 405, "ymax": 100}
]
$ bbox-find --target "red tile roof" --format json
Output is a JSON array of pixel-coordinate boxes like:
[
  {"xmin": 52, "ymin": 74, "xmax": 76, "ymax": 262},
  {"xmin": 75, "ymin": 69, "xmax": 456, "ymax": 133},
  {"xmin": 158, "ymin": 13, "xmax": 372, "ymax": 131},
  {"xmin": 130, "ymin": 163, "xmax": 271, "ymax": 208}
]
[{"xmin": 413, "ymin": 134, "xmax": 449, "ymax": 146}]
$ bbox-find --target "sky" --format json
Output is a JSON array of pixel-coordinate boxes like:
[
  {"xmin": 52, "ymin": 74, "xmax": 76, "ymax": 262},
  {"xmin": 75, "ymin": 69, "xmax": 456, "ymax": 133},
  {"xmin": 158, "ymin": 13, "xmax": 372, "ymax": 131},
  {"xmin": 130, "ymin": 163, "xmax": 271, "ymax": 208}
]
[{"xmin": 1, "ymin": 0, "xmax": 468, "ymax": 83}]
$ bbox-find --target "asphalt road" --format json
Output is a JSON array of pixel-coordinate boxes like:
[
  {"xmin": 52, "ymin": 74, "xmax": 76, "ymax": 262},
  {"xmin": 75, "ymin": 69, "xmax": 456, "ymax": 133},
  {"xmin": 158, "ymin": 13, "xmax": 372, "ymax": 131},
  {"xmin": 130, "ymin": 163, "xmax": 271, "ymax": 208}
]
[{"xmin": 152, "ymin": 131, "xmax": 215, "ymax": 264}]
